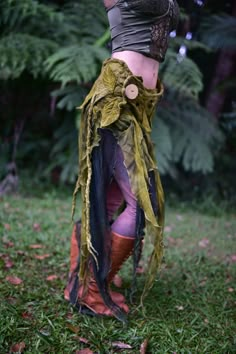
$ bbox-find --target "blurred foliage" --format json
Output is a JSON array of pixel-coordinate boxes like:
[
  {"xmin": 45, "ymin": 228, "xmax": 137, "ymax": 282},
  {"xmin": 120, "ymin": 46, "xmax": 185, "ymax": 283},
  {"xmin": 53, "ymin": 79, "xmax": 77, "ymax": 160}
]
[
  {"xmin": 0, "ymin": 0, "xmax": 235, "ymax": 204},
  {"xmin": 154, "ymin": 89, "xmax": 223, "ymax": 175},
  {"xmin": 199, "ymin": 14, "xmax": 236, "ymax": 50}
]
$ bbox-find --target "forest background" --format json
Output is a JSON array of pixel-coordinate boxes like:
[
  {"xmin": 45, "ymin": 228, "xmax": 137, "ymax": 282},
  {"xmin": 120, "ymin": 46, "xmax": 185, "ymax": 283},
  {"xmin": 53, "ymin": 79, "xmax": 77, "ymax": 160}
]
[
  {"xmin": 0, "ymin": 0, "xmax": 236, "ymax": 208},
  {"xmin": 0, "ymin": 1, "xmax": 236, "ymax": 353}
]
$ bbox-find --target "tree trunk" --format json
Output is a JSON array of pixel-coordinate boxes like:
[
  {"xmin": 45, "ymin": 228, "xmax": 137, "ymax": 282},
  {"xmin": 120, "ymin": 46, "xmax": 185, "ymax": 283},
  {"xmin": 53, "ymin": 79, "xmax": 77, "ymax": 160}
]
[{"xmin": 205, "ymin": 0, "xmax": 236, "ymax": 119}]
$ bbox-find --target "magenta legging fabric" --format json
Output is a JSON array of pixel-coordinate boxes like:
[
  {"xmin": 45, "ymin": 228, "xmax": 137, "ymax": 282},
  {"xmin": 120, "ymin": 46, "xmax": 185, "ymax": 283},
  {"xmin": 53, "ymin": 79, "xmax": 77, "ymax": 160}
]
[{"xmin": 105, "ymin": 135, "xmax": 137, "ymax": 238}]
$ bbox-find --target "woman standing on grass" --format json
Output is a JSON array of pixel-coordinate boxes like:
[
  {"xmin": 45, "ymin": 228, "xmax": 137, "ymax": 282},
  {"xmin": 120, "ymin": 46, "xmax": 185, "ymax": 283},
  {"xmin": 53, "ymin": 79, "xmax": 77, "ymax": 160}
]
[{"xmin": 64, "ymin": 0, "xmax": 179, "ymax": 322}]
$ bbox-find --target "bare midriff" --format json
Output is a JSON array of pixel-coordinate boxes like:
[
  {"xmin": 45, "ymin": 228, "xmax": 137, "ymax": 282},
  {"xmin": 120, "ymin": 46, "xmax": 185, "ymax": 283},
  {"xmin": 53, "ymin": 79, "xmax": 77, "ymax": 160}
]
[{"xmin": 112, "ymin": 50, "xmax": 159, "ymax": 90}]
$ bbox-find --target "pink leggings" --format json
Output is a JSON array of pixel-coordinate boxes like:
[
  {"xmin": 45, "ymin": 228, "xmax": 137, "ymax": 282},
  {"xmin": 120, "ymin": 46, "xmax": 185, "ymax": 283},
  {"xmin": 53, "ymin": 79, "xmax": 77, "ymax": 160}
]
[{"xmin": 105, "ymin": 141, "xmax": 137, "ymax": 238}]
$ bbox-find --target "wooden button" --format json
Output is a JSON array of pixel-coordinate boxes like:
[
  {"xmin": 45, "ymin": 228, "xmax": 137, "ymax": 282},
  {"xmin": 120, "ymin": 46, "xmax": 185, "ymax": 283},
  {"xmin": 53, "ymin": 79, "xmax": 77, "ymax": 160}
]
[{"xmin": 125, "ymin": 84, "xmax": 139, "ymax": 99}]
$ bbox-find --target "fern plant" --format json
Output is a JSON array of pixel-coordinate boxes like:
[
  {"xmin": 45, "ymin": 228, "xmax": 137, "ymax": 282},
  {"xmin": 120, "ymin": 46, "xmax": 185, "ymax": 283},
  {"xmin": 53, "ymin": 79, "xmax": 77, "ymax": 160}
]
[
  {"xmin": 160, "ymin": 48, "xmax": 204, "ymax": 99},
  {"xmin": 45, "ymin": 44, "xmax": 108, "ymax": 88},
  {"xmin": 43, "ymin": 3, "xmax": 225, "ymax": 179},
  {"xmin": 153, "ymin": 90, "xmax": 224, "ymax": 174},
  {"xmin": 0, "ymin": 0, "xmax": 82, "ymax": 80},
  {"xmin": 0, "ymin": 33, "xmax": 57, "ymax": 80},
  {"xmin": 45, "ymin": 0, "xmax": 109, "ymax": 110},
  {"xmin": 197, "ymin": 12, "xmax": 236, "ymax": 99},
  {"xmin": 199, "ymin": 14, "xmax": 236, "ymax": 50},
  {"xmin": 0, "ymin": 0, "xmax": 226, "ymax": 183},
  {"xmin": 153, "ymin": 46, "xmax": 224, "ymax": 175}
]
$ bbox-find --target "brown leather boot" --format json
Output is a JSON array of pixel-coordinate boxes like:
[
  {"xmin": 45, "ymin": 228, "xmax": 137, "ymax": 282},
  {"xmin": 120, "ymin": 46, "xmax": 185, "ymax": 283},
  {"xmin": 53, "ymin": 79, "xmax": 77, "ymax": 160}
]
[
  {"xmin": 64, "ymin": 224, "xmax": 131, "ymax": 306},
  {"xmin": 64, "ymin": 222, "xmax": 80, "ymax": 301},
  {"xmin": 77, "ymin": 277, "xmax": 129, "ymax": 315},
  {"xmin": 76, "ymin": 231, "xmax": 135, "ymax": 316},
  {"xmin": 108, "ymin": 231, "xmax": 135, "ymax": 282}
]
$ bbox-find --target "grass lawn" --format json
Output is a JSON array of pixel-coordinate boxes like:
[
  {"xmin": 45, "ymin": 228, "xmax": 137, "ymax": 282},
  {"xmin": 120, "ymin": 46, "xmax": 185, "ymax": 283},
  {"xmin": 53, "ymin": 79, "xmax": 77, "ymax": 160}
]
[{"xmin": 0, "ymin": 183, "xmax": 235, "ymax": 353}]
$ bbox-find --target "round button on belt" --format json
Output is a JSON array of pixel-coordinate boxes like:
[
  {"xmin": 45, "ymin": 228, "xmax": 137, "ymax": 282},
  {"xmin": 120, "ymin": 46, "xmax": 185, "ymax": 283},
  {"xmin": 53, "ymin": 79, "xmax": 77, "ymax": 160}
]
[{"xmin": 125, "ymin": 84, "xmax": 139, "ymax": 99}]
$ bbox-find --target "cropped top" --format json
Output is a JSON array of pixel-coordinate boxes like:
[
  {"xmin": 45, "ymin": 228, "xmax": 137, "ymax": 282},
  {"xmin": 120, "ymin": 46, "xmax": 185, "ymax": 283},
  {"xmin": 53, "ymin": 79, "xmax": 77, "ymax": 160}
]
[{"xmin": 103, "ymin": 0, "xmax": 179, "ymax": 62}]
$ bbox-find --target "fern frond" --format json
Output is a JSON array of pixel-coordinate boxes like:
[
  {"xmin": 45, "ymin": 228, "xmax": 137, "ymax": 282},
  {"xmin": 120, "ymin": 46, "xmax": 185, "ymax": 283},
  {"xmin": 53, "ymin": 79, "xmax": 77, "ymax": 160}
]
[
  {"xmin": 51, "ymin": 85, "xmax": 89, "ymax": 111},
  {"xmin": 0, "ymin": 0, "xmax": 60, "ymax": 29},
  {"xmin": 154, "ymin": 91, "xmax": 224, "ymax": 174},
  {"xmin": 199, "ymin": 14, "xmax": 236, "ymax": 50},
  {"xmin": 0, "ymin": 0, "xmax": 80, "ymax": 44},
  {"xmin": 63, "ymin": 0, "xmax": 108, "ymax": 43},
  {"xmin": 160, "ymin": 49, "xmax": 203, "ymax": 99},
  {"xmin": 45, "ymin": 44, "xmax": 109, "ymax": 87},
  {"xmin": 151, "ymin": 119, "xmax": 173, "ymax": 175},
  {"xmin": 0, "ymin": 33, "xmax": 58, "ymax": 79}
]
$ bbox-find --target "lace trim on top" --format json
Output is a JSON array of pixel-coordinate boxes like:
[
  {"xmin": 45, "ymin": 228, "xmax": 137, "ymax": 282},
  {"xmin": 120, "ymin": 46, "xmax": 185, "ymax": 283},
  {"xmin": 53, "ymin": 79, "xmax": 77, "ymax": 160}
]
[
  {"xmin": 104, "ymin": 0, "xmax": 179, "ymax": 62},
  {"xmin": 150, "ymin": 1, "xmax": 179, "ymax": 61}
]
